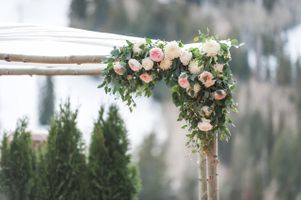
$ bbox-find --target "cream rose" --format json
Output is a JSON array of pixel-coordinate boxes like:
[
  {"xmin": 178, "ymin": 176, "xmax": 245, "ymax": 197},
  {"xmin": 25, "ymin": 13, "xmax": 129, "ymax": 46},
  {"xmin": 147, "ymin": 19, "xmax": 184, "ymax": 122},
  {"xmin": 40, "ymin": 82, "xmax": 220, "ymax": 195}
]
[
  {"xmin": 164, "ymin": 41, "xmax": 181, "ymax": 60},
  {"xmin": 159, "ymin": 59, "xmax": 172, "ymax": 70},
  {"xmin": 198, "ymin": 71, "xmax": 216, "ymax": 88},
  {"xmin": 198, "ymin": 118, "xmax": 213, "ymax": 132},
  {"xmin": 214, "ymin": 89, "xmax": 227, "ymax": 100},
  {"xmin": 149, "ymin": 48, "xmax": 164, "ymax": 62},
  {"xmin": 139, "ymin": 73, "xmax": 153, "ymax": 83},
  {"xmin": 214, "ymin": 63, "xmax": 224, "ymax": 73},
  {"xmin": 180, "ymin": 50, "xmax": 192, "ymax": 66},
  {"xmin": 133, "ymin": 40, "xmax": 145, "ymax": 54},
  {"xmin": 203, "ymin": 40, "xmax": 220, "ymax": 57},
  {"xmin": 200, "ymin": 106, "xmax": 212, "ymax": 117},
  {"xmin": 113, "ymin": 62, "xmax": 125, "ymax": 75},
  {"xmin": 188, "ymin": 60, "xmax": 202, "ymax": 74},
  {"xmin": 178, "ymin": 73, "xmax": 190, "ymax": 89},
  {"xmin": 128, "ymin": 59, "xmax": 142, "ymax": 72},
  {"xmin": 142, "ymin": 57, "xmax": 154, "ymax": 70}
]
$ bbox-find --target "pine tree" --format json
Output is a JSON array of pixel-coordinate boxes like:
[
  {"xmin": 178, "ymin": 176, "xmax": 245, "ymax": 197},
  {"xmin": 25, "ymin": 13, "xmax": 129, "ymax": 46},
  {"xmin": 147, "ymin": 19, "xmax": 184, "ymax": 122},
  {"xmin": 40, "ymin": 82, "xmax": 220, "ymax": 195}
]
[
  {"xmin": 0, "ymin": 133, "xmax": 10, "ymax": 196},
  {"xmin": 87, "ymin": 107, "xmax": 108, "ymax": 199},
  {"xmin": 0, "ymin": 119, "xmax": 36, "ymax": 200},
  {"xmin": 88, "ymin": 105, "xmax": 140, "ymax": 200},
  {"xmin": 44, "ymin": 100, "xmax": 87, "ymax": 200},
  {"xmin": 137, "ymin": 133, "xmax": 171, "ymax": 200}
]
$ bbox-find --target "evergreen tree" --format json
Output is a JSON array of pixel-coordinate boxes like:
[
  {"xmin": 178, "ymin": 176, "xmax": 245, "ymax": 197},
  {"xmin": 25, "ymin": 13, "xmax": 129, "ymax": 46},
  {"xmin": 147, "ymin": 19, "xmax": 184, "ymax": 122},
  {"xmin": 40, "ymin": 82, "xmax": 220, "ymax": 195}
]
[
  {"xmin": 44, "ymin": 100, "xmax": 87, "ymax": 200},
  {"xmin": 39, "ymin": 77, "xmax": 55, "ymax": 125},
  {"xmin": 88, "ymin": 105, "xmax": 140, "ymax": 200},
  {"xmin": 0, "ymin": 119, "xmax": 36, "ymax": 200},
  {"xmin": 0, "ymin": 133, "xmax": 10, "ymax": 196},
  {"xmin": 33, "ymin": 150, "xmax": 48, "ymax": 200},
  {"xmin": 87, "ymin": 107, "xmax": 108, "ymax": 199},
  {"xmin": 137, "ymin": 133, "xmax": 171, "ymax": 200}
]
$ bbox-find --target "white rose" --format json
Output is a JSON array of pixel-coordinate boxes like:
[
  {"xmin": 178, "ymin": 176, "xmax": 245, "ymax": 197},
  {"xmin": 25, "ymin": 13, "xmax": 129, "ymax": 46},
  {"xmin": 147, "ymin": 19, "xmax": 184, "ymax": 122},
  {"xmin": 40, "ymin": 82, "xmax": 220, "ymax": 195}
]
[
  {"xmin": 180, "ymin": 50, "xmax": 192, "ymax": 66},
  {"xmin": 214, "ymin": 63, "xmax": 224, "ymax": 73},
  {"xmin": 203, "ymin": 40, "xmax": 220, "ymax": 57},
  {"xmin": 164, "ymin": 41, "xmax": 181, "ymax": 60},
  {"xmin": 133, "ymin": 40, "xmax": 145, "ymax": 54},
  {"xmin": 188, "ymin": 60, "xmax": 202, "ymax": 74},
  {"xmin": 159, "ymin": 59, "xmax": 172, "ymax": 70},
  {"xmin": 198, "ymin": 118, "xmax": 213, "ymax": 132},
  {"xmin": 142, "ymin": 57, "xmax": 154, "ymax": 70}
]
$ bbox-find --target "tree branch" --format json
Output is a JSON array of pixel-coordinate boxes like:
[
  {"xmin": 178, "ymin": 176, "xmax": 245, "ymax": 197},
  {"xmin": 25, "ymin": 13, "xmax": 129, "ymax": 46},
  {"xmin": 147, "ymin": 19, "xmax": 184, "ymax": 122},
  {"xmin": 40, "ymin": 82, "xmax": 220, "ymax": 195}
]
[
  {"xmin": 0, "ymin": 66, "xmax": 104, "ymax": 76},
  {"xmin": 0, "ymin": 53, "xmax": 107, "ymax": 64}
]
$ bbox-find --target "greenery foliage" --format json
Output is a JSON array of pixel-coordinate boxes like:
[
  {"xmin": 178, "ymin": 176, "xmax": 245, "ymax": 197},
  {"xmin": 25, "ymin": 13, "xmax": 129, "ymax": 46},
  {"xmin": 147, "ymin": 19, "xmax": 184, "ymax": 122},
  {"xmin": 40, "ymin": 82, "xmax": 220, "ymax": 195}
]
[
  {"xmin": 100, "ymin": 32, "xmax": 239, "ymax": 150},
  {"xmin": 0, "ymin": 102, "xmax": 140, "ymax": 200}
]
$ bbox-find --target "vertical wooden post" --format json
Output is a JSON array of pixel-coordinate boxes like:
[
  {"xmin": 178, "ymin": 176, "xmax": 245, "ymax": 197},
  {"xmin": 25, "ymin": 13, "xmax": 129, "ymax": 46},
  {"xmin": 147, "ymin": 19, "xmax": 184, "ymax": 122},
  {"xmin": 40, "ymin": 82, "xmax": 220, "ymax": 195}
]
[
  {"xmin": 207, "ymin": 137, "xmax": 219, "ymax": 200},
  {"xmin": 199, "ymin": 150, "xmax": 208, "ymax": 200}
]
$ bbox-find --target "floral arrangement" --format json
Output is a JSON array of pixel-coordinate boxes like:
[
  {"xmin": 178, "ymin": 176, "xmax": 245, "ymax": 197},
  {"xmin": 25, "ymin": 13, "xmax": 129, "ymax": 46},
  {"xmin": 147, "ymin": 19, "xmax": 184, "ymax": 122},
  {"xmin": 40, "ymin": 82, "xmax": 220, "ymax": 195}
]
[{"xmin": 100, "ymin": 32, "xmax": 240, "ymax": 150}]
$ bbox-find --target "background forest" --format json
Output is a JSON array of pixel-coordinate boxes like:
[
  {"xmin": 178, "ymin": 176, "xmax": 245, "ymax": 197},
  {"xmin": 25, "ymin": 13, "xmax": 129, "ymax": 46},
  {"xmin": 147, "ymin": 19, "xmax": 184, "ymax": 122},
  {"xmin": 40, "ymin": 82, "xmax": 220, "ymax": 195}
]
[{"xmin": 68, "ymin": 0, "xmax": 301, "ymax": 199}]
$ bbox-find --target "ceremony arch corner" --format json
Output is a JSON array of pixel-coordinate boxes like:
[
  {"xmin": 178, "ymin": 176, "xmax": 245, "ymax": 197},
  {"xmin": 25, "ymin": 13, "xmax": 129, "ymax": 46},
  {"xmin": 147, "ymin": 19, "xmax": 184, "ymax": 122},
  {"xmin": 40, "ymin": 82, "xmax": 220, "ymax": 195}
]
[{"xmin": 0, "ymin": 24, "xmax": 241, "ymax": 200}]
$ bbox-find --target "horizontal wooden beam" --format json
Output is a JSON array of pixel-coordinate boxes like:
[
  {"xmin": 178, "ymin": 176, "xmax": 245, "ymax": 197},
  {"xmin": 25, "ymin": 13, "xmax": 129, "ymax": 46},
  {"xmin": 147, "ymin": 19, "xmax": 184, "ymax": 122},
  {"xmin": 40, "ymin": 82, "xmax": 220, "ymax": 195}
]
[
  {"xmin": 0, "ymin": 65, "xmax": 105, "ymax": 76},
  {"xmin": 0, "ymin": 53, "xmax": 107, "ymax": 64}
]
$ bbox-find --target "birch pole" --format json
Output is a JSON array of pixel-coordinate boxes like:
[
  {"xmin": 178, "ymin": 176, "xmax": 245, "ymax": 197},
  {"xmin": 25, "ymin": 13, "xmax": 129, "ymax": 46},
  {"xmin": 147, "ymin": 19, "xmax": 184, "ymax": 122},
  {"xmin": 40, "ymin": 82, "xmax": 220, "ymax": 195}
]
[
  {"xmin": 199, "ymin": 150, "xmax": 208, "ymax": 200},
  {"xmin": 0, "ymin": 53, "xmax": 106, "ymax": 64},
  {"xmin": 207, "ymin": 136, "xmax": 219, "ymax": 200}
]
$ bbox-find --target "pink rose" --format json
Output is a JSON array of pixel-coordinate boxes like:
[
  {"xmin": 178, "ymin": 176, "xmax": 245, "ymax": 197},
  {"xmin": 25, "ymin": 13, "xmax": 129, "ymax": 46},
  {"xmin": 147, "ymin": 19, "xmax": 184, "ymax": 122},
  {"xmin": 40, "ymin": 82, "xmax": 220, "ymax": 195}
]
[
  {"xmin": 149, "ymin": 48, "xmax": 164, "ymax": 62},
  {"xmin": 128, "ymin": 59, "xmax": 142, "ymax": 72},
  {"xmin": 198, "ymin": 71, "xmax": 216, "ymax": 88},
  {"xmin": 198, "ymin": 118, "xmax": 213, "ymax": 132},
  {"xmin": 113, "ymin": 62, "xmax": 125, "ymax": 75},
  {"xmin": 178, "ymin": 73, "xmax": 190, "ymax": 89},
  {"xmin": 139, "ymin": 73, "xmax": 153, "ymax": 83},
  {"xmin": 214, "ymin": 89, "xmax": 227, "ymax": 100}
]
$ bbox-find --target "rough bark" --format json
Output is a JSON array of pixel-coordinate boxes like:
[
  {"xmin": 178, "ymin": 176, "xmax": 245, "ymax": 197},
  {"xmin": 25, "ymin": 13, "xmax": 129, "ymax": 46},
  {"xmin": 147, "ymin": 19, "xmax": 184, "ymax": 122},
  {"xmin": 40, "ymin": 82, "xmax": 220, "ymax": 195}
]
[
  {"xmin": 199, "ymin": 150, "xmax": 208, "ymax": 200},
  {"xmin": 207, "ymin": 137, "xmax": 219, "ymax": 200}
]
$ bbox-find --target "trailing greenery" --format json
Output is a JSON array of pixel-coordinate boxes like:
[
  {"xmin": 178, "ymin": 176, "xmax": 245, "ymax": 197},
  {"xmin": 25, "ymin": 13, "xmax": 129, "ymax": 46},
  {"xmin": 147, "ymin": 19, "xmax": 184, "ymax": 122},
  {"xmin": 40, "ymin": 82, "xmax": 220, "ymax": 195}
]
[
  {"xmin": 88, "ymin": 106, "xmax": 140, "ymax": 200},
  {"xmin": 100, "ymin": 32, "xmax": 240, "ymax": 150}
]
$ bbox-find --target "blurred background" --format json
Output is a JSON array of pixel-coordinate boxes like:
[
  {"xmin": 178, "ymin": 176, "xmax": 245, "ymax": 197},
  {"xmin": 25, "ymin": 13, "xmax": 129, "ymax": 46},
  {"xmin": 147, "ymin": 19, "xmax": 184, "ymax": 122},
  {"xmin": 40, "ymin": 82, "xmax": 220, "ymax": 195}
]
[{"xmin": 1, "ymin": 0, "xmax": 301, "ymax": 199}]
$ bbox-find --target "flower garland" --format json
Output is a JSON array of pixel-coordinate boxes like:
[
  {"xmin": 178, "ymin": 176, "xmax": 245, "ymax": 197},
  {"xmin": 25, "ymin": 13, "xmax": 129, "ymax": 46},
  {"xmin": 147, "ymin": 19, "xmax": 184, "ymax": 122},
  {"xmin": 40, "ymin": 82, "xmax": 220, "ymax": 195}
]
[{"xmin": 100, "ymin": 32, "xmax": 240, "ymax": 150}]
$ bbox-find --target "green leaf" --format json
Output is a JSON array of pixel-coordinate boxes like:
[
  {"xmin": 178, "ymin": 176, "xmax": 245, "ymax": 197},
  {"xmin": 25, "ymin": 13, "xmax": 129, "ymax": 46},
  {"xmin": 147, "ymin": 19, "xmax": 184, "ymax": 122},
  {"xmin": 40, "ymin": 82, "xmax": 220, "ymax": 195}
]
[{"xmin": 145, "ymin": 38, "xmax": 152, "ymax": 44}]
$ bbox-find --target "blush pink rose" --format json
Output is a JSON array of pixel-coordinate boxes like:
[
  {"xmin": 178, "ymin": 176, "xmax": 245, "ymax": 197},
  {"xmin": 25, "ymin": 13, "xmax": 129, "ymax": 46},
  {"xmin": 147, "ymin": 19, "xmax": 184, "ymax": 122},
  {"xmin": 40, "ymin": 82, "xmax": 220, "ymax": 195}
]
[
  {"xmin": 128, "ymin": 59, "xmax": 142, "ymax": 72},
  {"xmin": 149, "ymin": 47, "xmax": 164, "ymax": 62},
  {"xmin": 214, "ymin": 89, "xmax": 227, "ymax": 100},
  {"xmin": 178, "ymin": 73, "xmax": 190, "ymax": 89},
  {"xmin": 139, "ymin": 73, "xmax": 153, "ymax": 83},
  {"xmin": 198, "ymin": 118, "xmax": 213, "ymax": 132},
  {"xmin": 113, "ymin": 62, "xmax": 125, "ymax": 75},
  {"xmin": 198, "ymin": 71, "xmax": 216, "ymax": 88}
]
